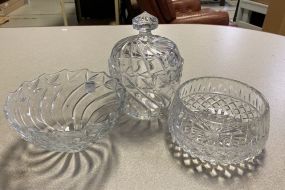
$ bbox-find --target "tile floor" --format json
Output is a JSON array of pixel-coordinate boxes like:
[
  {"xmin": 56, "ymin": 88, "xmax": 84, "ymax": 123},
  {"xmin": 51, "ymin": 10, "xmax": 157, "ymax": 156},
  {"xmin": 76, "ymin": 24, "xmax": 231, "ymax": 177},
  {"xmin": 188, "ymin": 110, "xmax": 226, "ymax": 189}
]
[
  {"xmin": 0, "ymin": 0, "xmax": 237, "ymax": 28},
  {"xmin": 1, "ymin": 0, "xmax": 77, "ymax": 27}
]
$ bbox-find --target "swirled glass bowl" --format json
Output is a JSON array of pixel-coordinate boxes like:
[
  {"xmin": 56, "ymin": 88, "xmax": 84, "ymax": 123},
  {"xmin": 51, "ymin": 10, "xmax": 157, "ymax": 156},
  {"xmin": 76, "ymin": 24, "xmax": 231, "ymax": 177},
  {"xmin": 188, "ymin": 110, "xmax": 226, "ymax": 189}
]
[
  {"xmin": 4, "ymin": 69, "xmax": 125, "ymax": 152},
  {"xmin": 168, "ymin": 77, "xmax": 270, "ymax": 164}
]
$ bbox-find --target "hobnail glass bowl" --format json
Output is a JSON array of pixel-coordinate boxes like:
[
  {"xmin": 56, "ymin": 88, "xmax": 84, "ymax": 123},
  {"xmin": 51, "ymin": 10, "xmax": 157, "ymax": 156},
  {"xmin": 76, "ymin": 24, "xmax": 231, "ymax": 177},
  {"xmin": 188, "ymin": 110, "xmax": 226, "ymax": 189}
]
[
  {"xmin": 4, "ymin": 69, "xmax": 125, "ymax": 152},
  {"xmin": 168, "ymin": 77, "xmax": 270, "ymax": 164}
]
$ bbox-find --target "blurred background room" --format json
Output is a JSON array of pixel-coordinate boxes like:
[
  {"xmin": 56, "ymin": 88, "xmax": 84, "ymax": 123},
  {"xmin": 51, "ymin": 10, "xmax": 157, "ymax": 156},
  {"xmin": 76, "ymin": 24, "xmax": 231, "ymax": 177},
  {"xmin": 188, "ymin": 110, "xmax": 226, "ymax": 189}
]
[{"xmin": 0, "ymin": 0, "xmax": 283, "ymax": 36}]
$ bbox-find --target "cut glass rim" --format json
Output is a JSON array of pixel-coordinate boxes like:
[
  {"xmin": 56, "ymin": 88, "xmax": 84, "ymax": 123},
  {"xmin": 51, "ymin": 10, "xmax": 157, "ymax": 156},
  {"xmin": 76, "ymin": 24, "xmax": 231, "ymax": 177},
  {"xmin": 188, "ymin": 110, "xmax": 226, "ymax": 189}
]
[
  {"xmin": 5, "ymin": 68, "xmax": 116, "ymax": 94},
  {"xmin": 176, "ymin": 76, "xmax": 270, "ymax": 124},
  {"xmin": 3, "ymin": 68, "xmax": 125, "ymax": 134}
]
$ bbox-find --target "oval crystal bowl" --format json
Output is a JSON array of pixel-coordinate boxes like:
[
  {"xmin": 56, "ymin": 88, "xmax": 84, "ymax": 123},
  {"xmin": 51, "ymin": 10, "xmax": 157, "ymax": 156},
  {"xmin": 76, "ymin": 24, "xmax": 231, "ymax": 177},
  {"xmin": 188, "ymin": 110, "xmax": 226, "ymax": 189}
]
[
  {"xmin": 168, "ymin": 77, "xmax": 270, "ymax": 164},
  {"xmin": 4, "ymin": 69, "xmax": 125, "ymax": 152}
]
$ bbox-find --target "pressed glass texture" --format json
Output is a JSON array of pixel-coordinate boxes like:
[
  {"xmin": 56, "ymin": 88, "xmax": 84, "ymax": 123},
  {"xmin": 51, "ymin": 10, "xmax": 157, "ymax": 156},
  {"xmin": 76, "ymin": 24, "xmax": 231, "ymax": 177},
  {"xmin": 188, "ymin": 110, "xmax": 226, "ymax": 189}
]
[
  {"xmin": 168, "ymin": 77, "xmax": 270, "ymax": 164},
  {"xmin": 109, "ymin": 12, "xmax": 183, "ymax": 120},
  {"xmin": 4, "ymin": 69, "xmax": 125, "ymax": 152}
]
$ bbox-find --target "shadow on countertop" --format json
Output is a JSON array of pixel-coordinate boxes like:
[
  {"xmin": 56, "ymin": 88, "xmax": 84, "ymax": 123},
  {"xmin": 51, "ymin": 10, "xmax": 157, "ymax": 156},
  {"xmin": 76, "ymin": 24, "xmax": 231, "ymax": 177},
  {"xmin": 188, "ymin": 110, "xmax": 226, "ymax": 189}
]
[
  {"xmin": 0, "ymin": 135, "xmax": 118, "ymax": 190},
  {"xmin": 111, "ymin": 114, "xmax": 165, "ymax": 142},
  {"xmin": 0, "ymin": 114, "xmax": 165, "ymax": 190},
  {"xmin": 165, "ymin": 133, "xmax": 266, "ymax": 185}
]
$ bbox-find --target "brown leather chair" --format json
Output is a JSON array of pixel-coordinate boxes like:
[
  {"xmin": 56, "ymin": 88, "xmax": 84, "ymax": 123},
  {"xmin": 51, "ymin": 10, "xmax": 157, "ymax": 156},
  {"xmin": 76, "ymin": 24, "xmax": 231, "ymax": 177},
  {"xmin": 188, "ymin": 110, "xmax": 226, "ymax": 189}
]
[{"xmin": 136, "ymin": 0, "xmax": 229, "ymax": 25}]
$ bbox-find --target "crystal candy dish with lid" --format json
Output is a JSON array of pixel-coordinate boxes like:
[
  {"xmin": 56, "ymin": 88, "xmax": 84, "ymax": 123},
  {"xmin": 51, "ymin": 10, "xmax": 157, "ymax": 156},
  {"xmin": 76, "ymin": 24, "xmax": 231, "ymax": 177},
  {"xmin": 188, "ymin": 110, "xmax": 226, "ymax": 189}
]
[
  {"xmin": 109, "ymin": 12, "xmax": 183, "ymax": 120},
  {"xmin": 4, "ymin": 69, "xmax": 125, "ymax": 152},
  {"xmin": 168, "ymin": 77, "xmax": 270, "ymax": 164}
]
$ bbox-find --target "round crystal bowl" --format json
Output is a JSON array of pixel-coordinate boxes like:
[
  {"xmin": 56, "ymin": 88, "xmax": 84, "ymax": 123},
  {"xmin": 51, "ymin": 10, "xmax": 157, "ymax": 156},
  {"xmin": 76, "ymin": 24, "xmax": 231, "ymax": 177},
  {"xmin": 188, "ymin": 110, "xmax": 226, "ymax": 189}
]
[
  {"xmin": 168, "ymin": 77, "xmax": 270, "ymax": 164},
  {"xmin": 4, "ymin": 69, "xmax": 125, "ymax": 152}
]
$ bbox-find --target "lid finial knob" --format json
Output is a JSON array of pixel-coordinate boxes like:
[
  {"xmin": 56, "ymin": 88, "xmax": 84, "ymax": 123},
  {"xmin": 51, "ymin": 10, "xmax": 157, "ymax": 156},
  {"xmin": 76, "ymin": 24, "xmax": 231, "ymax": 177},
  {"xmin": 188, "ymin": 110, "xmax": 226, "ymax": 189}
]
[{"xmin": 132, "ymin": 11, "xmax": 158, "ymax": 33}]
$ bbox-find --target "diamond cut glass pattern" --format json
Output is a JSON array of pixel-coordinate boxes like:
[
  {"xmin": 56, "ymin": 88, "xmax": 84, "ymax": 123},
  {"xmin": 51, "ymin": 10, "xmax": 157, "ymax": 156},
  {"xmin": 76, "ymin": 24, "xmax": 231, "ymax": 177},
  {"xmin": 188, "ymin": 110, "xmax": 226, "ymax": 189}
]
[
  {"xmin": 168, "ymin": 77, "xmax": 270, "ymax": 164},
  {"xmin": 109, "ymin": 12, "xmax": 183, "ymax": 120}
]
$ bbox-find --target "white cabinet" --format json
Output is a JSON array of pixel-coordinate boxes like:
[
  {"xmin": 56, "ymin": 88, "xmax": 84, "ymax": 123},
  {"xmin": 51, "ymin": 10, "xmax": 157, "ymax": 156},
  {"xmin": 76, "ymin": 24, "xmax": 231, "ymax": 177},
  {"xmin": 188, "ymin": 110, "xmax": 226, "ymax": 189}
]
[{"xmin": 236, "ymin": 0, "xmax": 268, "ymax": 30}]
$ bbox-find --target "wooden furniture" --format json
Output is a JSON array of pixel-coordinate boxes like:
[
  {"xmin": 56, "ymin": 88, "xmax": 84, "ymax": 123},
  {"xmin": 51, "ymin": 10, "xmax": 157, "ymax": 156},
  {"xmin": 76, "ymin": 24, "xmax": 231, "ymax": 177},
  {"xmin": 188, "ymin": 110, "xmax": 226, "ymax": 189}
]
[
  {"xmin": 263, "ymin": 0, "xmax": 285, "ymax": 36},
  {"xmin": 0, "ymin": 25, "xmax": 285, "ymax": 189},
  {"xmin": 0, "ymin": 0, "xmax": 26, "ymax": 16}
]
